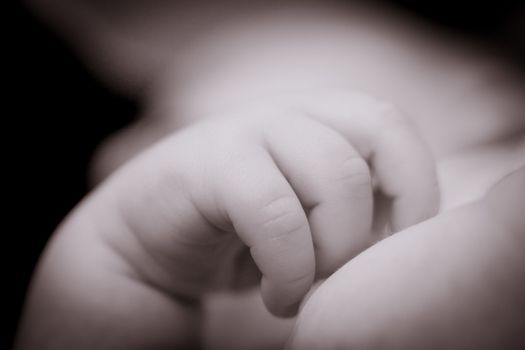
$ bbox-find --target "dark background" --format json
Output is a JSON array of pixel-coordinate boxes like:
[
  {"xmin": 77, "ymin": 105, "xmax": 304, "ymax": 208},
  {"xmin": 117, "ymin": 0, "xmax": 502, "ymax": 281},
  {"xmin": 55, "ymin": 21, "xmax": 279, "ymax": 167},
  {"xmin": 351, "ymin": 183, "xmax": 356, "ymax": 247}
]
[
  {"xmin": 6, "ymin": 1, "xmax": 524, "ymax": 348},
  {"xmin": 6, "ymin": 3, "xmax": 137, "ymax": 348}
]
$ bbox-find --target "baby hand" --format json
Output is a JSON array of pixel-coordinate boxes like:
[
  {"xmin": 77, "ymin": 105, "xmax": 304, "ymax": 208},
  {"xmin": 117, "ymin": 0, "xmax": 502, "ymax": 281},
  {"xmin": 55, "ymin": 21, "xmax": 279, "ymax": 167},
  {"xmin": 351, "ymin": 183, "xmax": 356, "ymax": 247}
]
[
  {"xmin": 104, "ymin": 91, "xmax": 438, "ymax": 315},
  {"xmin": 17, "ymin": 91, "xmax": 439, "ymax": 349}
]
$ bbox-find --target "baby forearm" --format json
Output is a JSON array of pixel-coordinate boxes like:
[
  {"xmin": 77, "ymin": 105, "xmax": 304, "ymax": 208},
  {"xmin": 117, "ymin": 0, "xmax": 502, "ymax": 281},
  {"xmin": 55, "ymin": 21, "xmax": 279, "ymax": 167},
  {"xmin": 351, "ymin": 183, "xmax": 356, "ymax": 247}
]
[{"xmin": 15, "ymin": 196, "xmax": 201, "ymax": 350}]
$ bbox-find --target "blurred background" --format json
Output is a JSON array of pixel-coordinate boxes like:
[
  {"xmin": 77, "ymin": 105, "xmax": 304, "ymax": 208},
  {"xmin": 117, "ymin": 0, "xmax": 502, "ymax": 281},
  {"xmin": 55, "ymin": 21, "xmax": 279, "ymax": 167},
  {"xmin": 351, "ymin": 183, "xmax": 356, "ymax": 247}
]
[{"xmin": 6, "ymin": 1, "xmax": 524, "ymax": 348}]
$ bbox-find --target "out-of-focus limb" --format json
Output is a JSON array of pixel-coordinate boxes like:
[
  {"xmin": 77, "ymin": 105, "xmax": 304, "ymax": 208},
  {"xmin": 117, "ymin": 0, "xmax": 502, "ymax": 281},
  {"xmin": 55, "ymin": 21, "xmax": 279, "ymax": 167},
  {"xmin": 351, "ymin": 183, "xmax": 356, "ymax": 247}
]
[
  {"xmin": 23, "ymin": 0, "xmax": 190, "ymax": 94},
  {"xmin": 289, "ymin": 166, "xmax": 525, "ymax": 350}
]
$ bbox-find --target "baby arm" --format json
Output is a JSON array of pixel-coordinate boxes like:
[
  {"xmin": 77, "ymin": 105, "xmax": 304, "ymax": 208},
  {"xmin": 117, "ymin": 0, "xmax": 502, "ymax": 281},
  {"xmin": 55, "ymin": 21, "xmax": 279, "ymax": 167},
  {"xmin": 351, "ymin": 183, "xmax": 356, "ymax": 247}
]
[
  {"xmin": 16, "ymin": 92, "xmax": 438, "ymax": 349},
  {"xmin": 290, "ymin": 165, "xmax": 525, "ymax": 349}
]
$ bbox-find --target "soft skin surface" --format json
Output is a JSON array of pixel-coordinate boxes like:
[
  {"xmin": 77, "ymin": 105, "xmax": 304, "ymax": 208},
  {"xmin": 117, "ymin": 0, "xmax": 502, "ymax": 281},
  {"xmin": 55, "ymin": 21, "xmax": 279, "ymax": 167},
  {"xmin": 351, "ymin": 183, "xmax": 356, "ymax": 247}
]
[
  {"xmin": 288, "ymin": 166, "xmax": 525, "ymax": 350},
  {"xmin": 19, "ymin": 1, "xmax": 525, "ymax": 348},
  {"xmin": 15, "ymin": 92, "xmax": 438, "ymax": 349}
]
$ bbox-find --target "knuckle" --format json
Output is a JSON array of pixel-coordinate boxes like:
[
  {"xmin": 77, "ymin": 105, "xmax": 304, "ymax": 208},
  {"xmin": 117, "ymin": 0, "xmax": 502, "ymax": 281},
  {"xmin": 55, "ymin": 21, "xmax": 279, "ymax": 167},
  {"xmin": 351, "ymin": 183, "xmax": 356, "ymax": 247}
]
[
  {"xmin": 332, "ymin": 91, "xmax": 414, "ymax": 133},
  {"xmin": 373, "ymin": 101, "xmax": 414, "ymax": 132},
  {"xmin": 374, "ymin": 101, "xmax": 404, "ymax": 124},
  {"xmin": 260, "ymin": 195, "xmax": 308, "ymax": 239},
  {"xmin": 336, "ymin": 157, "xmax": 372, "ymax": 196},
  {"xmin": 364, "ymin": 100, "xmax": 419, "ymax": 147},
  {"xmin": 337, "ymin": 156, "xmax": 371, "ymax": 184}
]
